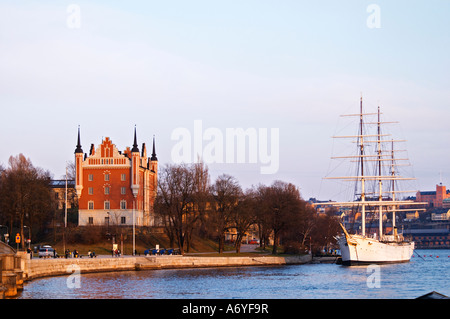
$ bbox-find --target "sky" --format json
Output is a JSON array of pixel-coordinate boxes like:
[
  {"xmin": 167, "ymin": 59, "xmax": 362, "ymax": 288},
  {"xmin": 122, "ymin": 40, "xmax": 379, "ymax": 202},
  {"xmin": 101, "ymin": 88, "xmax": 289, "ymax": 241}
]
[{"xmin": 0, "ymin": 0, "xmax": 449, "ymax": 202}]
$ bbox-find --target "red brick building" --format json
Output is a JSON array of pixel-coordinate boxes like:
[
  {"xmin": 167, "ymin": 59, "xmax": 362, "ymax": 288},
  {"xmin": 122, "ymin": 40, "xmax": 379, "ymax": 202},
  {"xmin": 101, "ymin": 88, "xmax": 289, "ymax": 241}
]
[
  {"xmin": 75, "ymin": 127, "xmax": 158, "ymax": 227},
  {"xmin": 415, "ymin": 184, "xmax": 450, "ymax": 208}
]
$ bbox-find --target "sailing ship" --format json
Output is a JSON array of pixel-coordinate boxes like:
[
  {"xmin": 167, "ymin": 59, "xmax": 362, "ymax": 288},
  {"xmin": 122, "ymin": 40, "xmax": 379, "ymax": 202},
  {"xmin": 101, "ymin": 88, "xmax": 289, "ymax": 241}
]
[{"xmin": 316, "ymin": 98, "xmax": 426, "ymax": 265}]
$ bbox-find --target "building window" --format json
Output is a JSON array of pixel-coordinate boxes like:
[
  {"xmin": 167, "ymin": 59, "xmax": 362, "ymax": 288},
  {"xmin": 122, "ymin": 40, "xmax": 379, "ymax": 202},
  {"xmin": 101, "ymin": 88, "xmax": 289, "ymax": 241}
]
[
  {"xmin": 121, "ymin": 187, "xmax": 126, "ymax": 195},
  {"xmin": 105, "ymin": 174, "xmax": 110, "ymax": 181},
  {"xmin": 104, "ymin": 201, "xmax": 110, "ymax": 210},
  {"xmin": 88, "ymin": 174, "xmax": 93, "ymax": 181},
  {"xmin": 120, "ymin": 200, "xmax": 127, "ymax": 210},
  {"xmin": 121, "ymin": 216, "xmax": 126, "ymax": 224},
  {"xmin": 88, "ymin": 187, "xmax": 93, "ymax": 195},
  {"xmin": 105, "ymin": 186, "xmax": 110, "ymax": 195},
  {"xmin": 121, "ymin": 174, "xmax": 126, "ymax": 181},
  {"xmin": 88, "ymin": 201, "xmax": 94, "ymax": 210},
  {"xmin": 105, "ymin": 216, "xmax": 110, "ymax": 226},
  {"xmin": 88, "ymin": 217, "xmax": 94, "ymax": 225}
]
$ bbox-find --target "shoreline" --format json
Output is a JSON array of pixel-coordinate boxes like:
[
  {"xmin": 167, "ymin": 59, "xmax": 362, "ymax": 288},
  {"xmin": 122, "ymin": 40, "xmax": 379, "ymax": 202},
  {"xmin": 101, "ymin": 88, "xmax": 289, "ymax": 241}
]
[{"xmin": 23, "ymin": 254, "xmax": 313, "ymax": 282}]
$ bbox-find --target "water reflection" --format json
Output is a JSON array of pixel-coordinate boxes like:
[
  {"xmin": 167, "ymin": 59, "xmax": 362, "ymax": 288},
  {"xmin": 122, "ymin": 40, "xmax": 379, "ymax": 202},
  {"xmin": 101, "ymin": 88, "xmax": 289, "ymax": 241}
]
[{"xmin": 18, "ymin": 250, "xmax": 450, "ymax": 299}]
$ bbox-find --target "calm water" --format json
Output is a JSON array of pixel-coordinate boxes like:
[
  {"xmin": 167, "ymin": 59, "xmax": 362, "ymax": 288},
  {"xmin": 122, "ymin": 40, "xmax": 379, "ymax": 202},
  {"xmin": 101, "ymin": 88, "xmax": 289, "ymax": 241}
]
[{"xmin": 18, "ymin": 249, "xmax": 450, "ymax": 299}]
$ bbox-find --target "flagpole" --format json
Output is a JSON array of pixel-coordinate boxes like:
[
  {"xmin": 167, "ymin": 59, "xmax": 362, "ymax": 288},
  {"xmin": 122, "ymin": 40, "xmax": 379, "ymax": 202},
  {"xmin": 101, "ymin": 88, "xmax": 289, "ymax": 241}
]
[
  {"xmin": 63, "ymin": 164, "xmax": 68, "ymax": 255},
  {"xmin": 133, "ymin": 199, "xmax": 136, "ymax": 256}
]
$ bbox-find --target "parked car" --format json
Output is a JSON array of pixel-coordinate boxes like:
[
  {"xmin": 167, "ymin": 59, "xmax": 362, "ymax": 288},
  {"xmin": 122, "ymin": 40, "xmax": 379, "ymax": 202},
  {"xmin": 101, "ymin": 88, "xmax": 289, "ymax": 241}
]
[{"xmin": 38, "ymin": 245, "xmax": 55, "ymax": 258}]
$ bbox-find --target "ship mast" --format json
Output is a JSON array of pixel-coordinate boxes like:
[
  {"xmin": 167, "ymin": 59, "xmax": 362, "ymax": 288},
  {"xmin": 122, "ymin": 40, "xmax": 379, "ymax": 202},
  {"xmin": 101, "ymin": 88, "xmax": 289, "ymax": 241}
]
[
  {"xmin": 377, "ymin": 106, "xmax": 383, "ymax": 240},
  {"xmin": 359, "ymin": 97, "xmax": 366, "ymax": 237},
  {"xmin": 391, "ymin": 140, "xmax": 397, "ymax": 231}
]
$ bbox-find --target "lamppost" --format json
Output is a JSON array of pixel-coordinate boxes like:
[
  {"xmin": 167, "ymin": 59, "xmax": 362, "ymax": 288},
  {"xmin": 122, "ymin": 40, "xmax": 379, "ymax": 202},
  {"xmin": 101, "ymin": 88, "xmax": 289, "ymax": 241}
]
[
  {"xmin": 106, "ymin": 211, "xmax": 111, "ymax": 232},
  {"xmin": 24, "ymin": 225, "xmax": 31, "ymax": 251},
  {"xmin": 63, "ymin": 164, "xmax": 68, "ymax": 255},
  {"xmin": 106, "ymin": 211, "xmax": 114, "ymax": 255},
  {"xmin": 133, "ymin": 199, "xmax": 136, "ymax": 256}
]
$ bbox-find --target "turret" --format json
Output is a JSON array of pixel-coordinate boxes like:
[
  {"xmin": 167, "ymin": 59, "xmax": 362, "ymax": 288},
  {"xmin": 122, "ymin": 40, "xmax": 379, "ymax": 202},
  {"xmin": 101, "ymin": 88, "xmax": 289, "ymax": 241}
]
[
  {"xmin": 151, "ymin": 135, "xmax": 158, "ymax": 161},
  {"xmin": 130, "ymin": 126, "xmax": 140, "ymax": 198},
  {"xmin": 150, "ymin": 135, "xmax": 158, "ymax": 172},
  {"xmin": 74, "ymin": 126, "xmax": 84, "ymax": 197}
]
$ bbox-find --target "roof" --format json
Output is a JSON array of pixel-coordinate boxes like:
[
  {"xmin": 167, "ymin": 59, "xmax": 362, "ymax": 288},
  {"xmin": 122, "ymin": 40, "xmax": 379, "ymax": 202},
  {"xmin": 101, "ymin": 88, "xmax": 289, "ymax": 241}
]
[
  {"xmin": 49, "ymin": 180, "xmax": 75, "ymax": 188},
  {"xmin": 131, "ymin": 126, "xmax": 139, "ymax": 153},
  {"xmin": 419, "ymin": 191, "xmax": 436, "ymax": 196},
  {"xmin": 75, "ymin": 127, "xmax": 83, "ymax": 154},
  {"xmin": 417, "ymin": 291, "xmax": 449, "ymax": 299}
]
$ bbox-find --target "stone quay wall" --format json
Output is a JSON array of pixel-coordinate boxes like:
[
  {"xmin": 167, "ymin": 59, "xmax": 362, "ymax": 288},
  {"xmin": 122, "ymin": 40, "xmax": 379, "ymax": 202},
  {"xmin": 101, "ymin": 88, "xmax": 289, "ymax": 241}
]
[
  {"xmin": 24, "ymin": 254, "xmax": 312, "ymax": 281},
  {"xmin": 1, "ymin": 252, "xmax": 26, "ymax": 298}
]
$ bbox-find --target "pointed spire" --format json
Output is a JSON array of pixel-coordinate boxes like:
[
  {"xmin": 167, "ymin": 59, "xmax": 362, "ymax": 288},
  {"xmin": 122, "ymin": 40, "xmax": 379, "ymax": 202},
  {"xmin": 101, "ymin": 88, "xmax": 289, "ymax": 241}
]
[
  {"xmin": 151, "ymin": 135, "xmax": 158, "ymax": 161},
  {"xmin": 75, "ymin": 126, "xmax": 83, "ymax": 154},
  {"xmin": 131, "ymin": 125, "xmax": 139, "ymax": 153}
]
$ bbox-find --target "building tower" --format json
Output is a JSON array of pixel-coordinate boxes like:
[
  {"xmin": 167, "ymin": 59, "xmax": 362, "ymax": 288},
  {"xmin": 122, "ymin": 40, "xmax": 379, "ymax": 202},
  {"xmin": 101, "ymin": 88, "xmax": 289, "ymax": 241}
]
[
  {"xmin": 130, "ymin": 127, "xmax": 140, "ymax": 198},
  {"xmin": 74, "ymin": 126, "xmax": 84, "ymax": 198},
  {"xmin": 149, "ymin": 136, "xmax": 158, "ymax": 225},
  {"xmin": 150, "ymin": 135, "xmax": 158, "ymax": 172}
]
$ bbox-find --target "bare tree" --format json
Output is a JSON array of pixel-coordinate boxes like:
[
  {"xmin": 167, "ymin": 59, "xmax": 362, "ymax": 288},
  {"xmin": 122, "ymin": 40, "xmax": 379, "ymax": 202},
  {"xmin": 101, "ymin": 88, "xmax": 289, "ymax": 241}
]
[
  {"xmin": 233, "ymin": 188, "xmax": 257, "ymax": 253},
  {"xmin": 297, "ymin": 202, "xmax": 317, "ymax": 249},
  {"xmin": 310, "ymin": 209, "xmax": 341, "ymax": 254},
  {"xmin": 186, "ymin": 160, "xmax": 211, "ymax": 252},
  {"xmin": 0, "ymin": 154, "xmax": 55, "ymax": 248},
  {"xmin": 155, "ymin": 163, "xmax": 197, "ymax": 255},
  {"xmin": 257, "ymin": 181, "xmax": 303, "ymax": 255},
  {"xmin": 154, "ymin": 192, "xmax": 176, "ymax": 248},
  {"xmin": 210, "ymin": 174, "xmax": 242, "ymax": 253},
  {"xmin": 253, "ymin": 184, "xmax": 272, "ymax": 250}
]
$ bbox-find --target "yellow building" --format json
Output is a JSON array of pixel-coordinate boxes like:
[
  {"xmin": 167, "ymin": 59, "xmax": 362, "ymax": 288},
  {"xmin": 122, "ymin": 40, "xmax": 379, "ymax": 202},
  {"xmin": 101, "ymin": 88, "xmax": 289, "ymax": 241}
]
[{"xmin": 50, "ymin": 179, "xmax": 76, "ymax": 211}]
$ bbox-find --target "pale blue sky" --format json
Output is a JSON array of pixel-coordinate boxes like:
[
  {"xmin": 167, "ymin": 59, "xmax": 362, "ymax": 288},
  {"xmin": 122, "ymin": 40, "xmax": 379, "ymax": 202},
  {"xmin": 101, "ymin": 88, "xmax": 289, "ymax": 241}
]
[{"xmin": 0, "ymin": 1, "xmax": 449, "ymax": 201}]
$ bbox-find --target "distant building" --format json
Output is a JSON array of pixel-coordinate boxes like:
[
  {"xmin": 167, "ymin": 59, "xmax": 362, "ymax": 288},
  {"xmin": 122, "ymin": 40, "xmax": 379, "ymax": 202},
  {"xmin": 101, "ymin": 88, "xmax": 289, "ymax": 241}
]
[
  {"xmin": 49, "ymin": 179, "xmax": 78, "ymax": 228},
  {"xmin": 416, "ymin": 184, "xmax": 450, "ymax": 208},
  {"xmin": 431, "ymin": 209, "xmax": 450, "ymax": 221},
  {"xmin": 308, "ymin": 198, "xmax": 337, "ymax": 215},
  {"xmin": 49, "ymin": 179, "xmax": 76, "ymax": 211},
  {"xmin": 443, "ymin": 198, "xmax": 450, "ymax": 209},
  {"xmin": 403, "ymin": 228, "xmax": 450, "ymax": 249},
  {"xmin": 405, "ymin": 210, "xmax": 420, "ymax": 221},
  {"xmin": 74, "ymin": 127, "xmax": 158, "ymax": 227}
]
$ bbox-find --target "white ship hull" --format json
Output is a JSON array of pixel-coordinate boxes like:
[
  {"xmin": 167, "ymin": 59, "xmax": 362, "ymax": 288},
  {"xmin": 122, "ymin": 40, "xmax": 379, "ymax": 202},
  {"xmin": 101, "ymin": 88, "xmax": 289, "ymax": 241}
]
[{"xmin": 337, "ymin": 234, "xmax": 414, "ymax": 266}]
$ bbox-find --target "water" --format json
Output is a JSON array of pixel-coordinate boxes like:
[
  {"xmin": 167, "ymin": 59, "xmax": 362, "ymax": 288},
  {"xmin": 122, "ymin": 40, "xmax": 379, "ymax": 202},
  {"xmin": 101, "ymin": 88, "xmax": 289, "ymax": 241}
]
[{"xmin": 18, "ymin": 249, "xmax": 450, "ymax": 299}]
